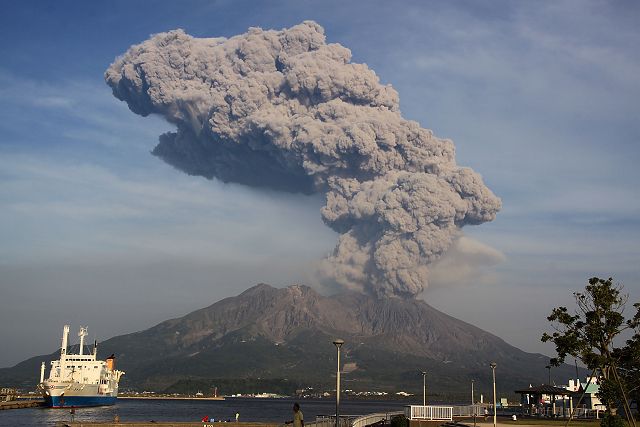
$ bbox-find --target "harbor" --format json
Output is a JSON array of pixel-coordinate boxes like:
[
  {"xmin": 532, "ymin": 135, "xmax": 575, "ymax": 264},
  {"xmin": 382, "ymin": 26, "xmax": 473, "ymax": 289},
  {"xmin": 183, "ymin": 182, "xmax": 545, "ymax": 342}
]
[
  {"xmin": 0, "ymin": 396, "xmax": 605, "ymax": 427},
  {"xmin": 0, "ymin": 396, "xmax": 418, "ymax": 427},
  {"xmin": 49, "ymin": 417, "xmax": 584, "ymax": 427}
]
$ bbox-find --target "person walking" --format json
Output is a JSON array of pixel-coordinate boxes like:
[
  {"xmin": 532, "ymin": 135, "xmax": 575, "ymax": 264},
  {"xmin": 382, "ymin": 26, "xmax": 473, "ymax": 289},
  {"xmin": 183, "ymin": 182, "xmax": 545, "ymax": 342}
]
[
  {"xmin": 236, "ymin": 412, "xmax": 239, "ymax": 422},
  {"xmin": 70, "ymin": 407, "xmax": 75, "ymax": 422},
  {"xmin": 285, "ymin": 403, "xmax": 304, "ymax": 427}
]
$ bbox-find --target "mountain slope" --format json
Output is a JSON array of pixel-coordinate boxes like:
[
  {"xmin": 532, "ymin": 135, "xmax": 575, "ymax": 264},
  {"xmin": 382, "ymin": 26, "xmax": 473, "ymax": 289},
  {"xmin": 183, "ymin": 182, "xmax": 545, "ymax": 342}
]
[{"xmin": 0, "ymin": 284, "xmax": 579, "ymax": 396}]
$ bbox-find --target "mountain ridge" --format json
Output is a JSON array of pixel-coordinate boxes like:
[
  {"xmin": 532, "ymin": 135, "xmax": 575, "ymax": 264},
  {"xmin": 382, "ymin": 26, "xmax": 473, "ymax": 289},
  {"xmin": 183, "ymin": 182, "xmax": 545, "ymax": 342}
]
[{"xmin": 0, "ymin": 283, "xmax": 579, "ymax": 396}]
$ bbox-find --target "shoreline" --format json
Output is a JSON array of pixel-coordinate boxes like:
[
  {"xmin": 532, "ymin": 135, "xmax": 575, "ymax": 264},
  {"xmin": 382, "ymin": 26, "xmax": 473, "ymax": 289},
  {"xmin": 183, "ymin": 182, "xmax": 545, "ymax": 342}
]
[{"xmin": 119, "ymin": 395, "xmax": 225, "ymax": 401}]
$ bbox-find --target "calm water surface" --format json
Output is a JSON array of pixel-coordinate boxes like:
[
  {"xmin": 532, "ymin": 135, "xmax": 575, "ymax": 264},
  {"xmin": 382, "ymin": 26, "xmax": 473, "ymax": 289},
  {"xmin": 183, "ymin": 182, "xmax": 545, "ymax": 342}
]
[{"xmin": 1, "ymin": 397, "xmax": 433, "ymax": 427}]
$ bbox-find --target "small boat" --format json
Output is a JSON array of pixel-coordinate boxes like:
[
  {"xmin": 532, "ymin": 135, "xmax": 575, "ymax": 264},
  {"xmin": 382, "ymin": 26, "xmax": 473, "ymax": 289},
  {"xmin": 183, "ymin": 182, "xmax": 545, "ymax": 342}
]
[{"xmin": 38, "ymin": 325, "xmax": 124, "ymax": 407}]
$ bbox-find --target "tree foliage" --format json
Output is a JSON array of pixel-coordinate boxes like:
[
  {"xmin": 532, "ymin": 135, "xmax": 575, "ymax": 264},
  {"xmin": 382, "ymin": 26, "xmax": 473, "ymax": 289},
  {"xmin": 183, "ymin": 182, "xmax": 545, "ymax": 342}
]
[
  {"xmin": 541, "ymin": 277, "xmax": 640, "ymax": 419},
  {"xmin": 391, "ymin": 414, "xmax": 408, "ymax": 427}
]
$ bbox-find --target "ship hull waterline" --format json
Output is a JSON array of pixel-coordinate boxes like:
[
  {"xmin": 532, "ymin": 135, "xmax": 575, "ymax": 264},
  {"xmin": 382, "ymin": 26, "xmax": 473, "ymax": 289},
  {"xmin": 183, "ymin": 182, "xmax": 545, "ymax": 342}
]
[{"xmin": 43, "ymin": 394, "xmax": 117, "ymax": 408}]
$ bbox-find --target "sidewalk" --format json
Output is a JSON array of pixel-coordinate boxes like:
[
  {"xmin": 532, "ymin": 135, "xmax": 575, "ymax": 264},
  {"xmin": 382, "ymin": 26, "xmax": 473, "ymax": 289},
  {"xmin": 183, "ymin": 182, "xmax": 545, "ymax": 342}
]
[{"xmin": 452, "ymin": 415, "xmax": 598, "ymax": 427}]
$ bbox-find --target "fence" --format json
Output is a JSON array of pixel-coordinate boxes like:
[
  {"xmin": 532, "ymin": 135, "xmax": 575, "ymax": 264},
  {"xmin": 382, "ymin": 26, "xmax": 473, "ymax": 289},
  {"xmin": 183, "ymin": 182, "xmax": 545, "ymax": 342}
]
[
  {"xmin": 306, "ymin": 404, "xmax": 609, "ymax": 427},
  {"xmin": 311, "ymin": 415, "xmax": 361, "ymax": 427},
  {"xmin": 482, "ymin": 404, "xmax": 606, "ymax": 420},
  {"xmin": 519, "ymin": 406, "xmax": 604, "ymax": 419},
  {"xmin": 405, "ymin": 406, "xmax": 453, "ymax": 421},
  {"xmin": 308, "ymin": 411, "xmax": 405, "ymax": 427},
  {"xmin": 352, "ymin": 412, "xmax": 404, "ymax": 427},
  {"xmin": 452, "ymin": 404, "xmax": 490, "ymax": 417}
]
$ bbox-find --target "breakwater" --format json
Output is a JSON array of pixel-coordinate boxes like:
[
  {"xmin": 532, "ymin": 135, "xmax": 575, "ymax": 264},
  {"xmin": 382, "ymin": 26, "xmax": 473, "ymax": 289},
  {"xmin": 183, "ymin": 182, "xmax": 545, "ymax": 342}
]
[{"xmin": 0, "ymin": 399, "xmax": 46, "ymax": 409}]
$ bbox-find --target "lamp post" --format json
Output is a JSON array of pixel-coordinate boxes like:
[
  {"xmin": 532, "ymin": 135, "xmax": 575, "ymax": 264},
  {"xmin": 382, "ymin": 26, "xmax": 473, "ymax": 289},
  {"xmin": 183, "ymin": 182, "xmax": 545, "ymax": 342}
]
[
  {"xmin": 421, "ymin": 372, "xmax": 427, "ymax": 407},
  {"xmin": 471, "ymin": 379, "xmax": 474, "ymax": 405},
  {"xmin": 471, "ymin": 379, "xmax": 476, "ymax": 427},
  {"xmin": 333, "ymin": 339, "xmax": 344, "ymax": 427},
  {"xmin": 546, "ymin": 365, "xmax": 551, "ymax": 385},
  {"xmin": 490, "ymin": 363, "xmax": 497, "ymax": 427}
]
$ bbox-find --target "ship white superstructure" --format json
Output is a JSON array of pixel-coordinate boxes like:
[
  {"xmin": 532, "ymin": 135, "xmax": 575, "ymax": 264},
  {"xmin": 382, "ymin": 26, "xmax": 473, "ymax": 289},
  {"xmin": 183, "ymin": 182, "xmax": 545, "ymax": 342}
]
[{"xmin": 39, "ymin": 325, "xmax": 124, "ymax": 407}]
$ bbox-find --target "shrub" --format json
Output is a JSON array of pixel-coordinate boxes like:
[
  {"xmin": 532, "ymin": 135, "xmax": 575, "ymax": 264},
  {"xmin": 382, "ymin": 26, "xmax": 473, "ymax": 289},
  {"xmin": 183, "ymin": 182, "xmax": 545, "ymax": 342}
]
[
  {"xmin": 600, "ymin": 414, "xmax": 626, "ymax": 427},
  {"xmin": 390, "ymin": 414, "xmax": 407, "ymax": 427}
]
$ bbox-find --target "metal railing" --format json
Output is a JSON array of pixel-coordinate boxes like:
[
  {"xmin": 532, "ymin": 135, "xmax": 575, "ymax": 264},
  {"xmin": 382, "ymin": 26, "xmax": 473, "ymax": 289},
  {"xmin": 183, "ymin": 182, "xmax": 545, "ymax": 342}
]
[
  {"xmin": 352, "ymin": 412, "xmax": 403, "ymax": 427},
  {"xmin": 312, "ymin": 415, "xmax": 361, "ymax": 427},
  {"xmin": 306, "ymin": 404, "xmax": 611, "ymax": 427},
  {"xmin": 308, "ymin": 405, "xmax": 494, "ymax": 427},
  {"xmin": 476, "ymin": 404, "xmax": 606, "ymax": 420},
  {"xmin": 309, "ymin": 411, "xmax": 404, "ymax": 427},
  {"xmin": 452, "ymin": 404, "xmax": 490, "ymax": 417},
  {"xmin": 515, "ymin": 406, "xmax": 604, "ymax": 419},
  {"xmin": 405, "ymin": 406, "xmax": 453, "ymax": 421}
]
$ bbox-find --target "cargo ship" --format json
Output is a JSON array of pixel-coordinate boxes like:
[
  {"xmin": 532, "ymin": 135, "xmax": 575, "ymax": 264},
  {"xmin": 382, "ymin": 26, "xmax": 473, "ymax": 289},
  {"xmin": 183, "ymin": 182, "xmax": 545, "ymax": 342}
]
[{"xmin": 38, "ymin": 325, "xmax": 124, "ymax": 408}]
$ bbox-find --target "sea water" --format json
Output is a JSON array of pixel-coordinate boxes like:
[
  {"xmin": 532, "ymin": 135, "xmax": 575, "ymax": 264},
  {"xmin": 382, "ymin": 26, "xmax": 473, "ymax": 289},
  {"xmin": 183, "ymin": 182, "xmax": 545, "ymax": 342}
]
[{"xmin": 0, "ymin": 397, "xmax": 430, "ymax": 427}]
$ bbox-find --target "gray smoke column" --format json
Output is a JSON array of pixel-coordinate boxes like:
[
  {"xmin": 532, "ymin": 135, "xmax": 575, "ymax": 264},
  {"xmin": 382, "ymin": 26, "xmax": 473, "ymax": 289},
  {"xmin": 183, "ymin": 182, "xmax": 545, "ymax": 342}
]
[{"xmin": 105, "ymin": 21, "xmax": 501, "ymax": 299}]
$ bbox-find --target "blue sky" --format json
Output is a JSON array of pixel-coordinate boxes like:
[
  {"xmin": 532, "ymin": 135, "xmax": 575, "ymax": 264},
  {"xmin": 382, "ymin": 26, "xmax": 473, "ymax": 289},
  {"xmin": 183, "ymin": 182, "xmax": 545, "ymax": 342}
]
[{"xmin": 1, "ymin": 1, "xmax": 639, "ymax": 370}]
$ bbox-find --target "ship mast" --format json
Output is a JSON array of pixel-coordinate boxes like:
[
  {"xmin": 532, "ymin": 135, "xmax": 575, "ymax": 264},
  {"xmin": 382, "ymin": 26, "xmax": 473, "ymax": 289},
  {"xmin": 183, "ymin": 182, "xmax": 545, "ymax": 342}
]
[
  {"xmin": 78, "ymin": 327, "xmax": 87, "ymax": 356},
  {"xmin": 60, "ymin": 325, "xmax": 69, "ymax": 380}
]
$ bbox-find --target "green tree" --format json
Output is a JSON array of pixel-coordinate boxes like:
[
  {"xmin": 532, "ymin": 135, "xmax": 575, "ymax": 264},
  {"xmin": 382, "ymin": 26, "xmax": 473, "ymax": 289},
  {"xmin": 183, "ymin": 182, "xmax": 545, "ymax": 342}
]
[
  {"xmin": 613, "ymin": 322, "xmax": 640, "ymax": 420},
  {"xmin": 541, "ymin": 277, "xmax": 640, "ymax": 423}
]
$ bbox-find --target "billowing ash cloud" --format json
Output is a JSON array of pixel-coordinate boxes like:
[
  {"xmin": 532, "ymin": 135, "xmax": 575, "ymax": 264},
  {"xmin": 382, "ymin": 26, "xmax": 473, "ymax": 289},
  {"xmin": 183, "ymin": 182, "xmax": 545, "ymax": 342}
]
[{"xmin": 105, "ymin": 21, "xmax": 501, "ymax": 299}]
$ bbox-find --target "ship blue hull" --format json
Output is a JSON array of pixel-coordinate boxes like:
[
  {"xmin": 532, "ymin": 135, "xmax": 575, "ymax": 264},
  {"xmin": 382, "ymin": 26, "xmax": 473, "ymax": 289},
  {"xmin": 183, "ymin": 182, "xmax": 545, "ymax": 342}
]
[{"xmin": 44, "ymin": 394, "xmax": 117, "ymax": 408}]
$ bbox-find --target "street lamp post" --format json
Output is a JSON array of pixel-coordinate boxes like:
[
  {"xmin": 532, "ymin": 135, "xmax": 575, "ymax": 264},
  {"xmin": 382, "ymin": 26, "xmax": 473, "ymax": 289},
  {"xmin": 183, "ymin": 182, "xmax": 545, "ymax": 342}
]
[
  {"xmin": 422, "ymin": 372, "xmax": 427, "ymax": 407},
  {"xmin": 546, "ymin": 365, "xmax": 551, "ymax": 385},
  {"xmin": 333, "ymin": 339, "xmax": 344, "ymax": 427},
  {"xmin": 471, "ymin": 379, "xmax": 474, "ymax": 405},
  {"xmin": 490, "ymin": 363, "xmax": 497, "ymax": 427},
  {"xmin": 471, "ymin": 379, "xmax": 476, "ymax": 427}
]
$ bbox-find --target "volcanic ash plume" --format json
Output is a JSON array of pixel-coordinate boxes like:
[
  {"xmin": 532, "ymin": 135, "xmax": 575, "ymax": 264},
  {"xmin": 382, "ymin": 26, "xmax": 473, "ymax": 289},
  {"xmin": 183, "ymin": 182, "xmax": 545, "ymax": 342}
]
[{"xmin": 105, "ymin": 21, "xmax": 501, "ymax": 299}]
